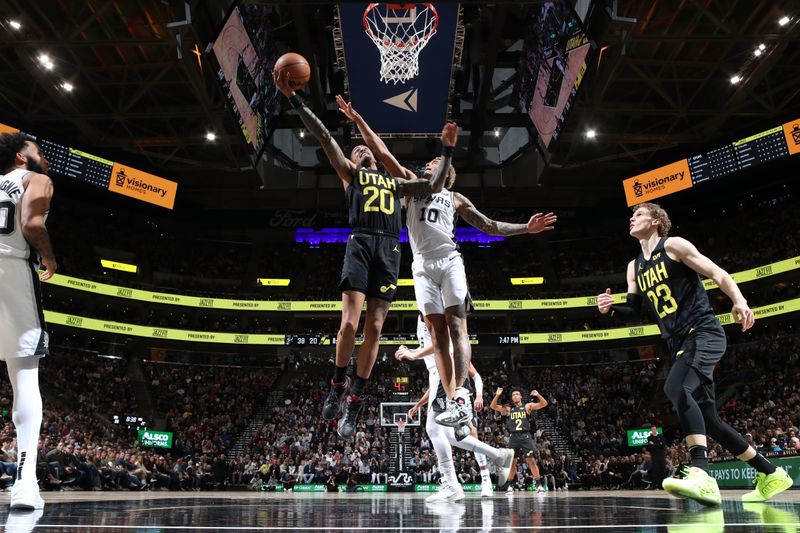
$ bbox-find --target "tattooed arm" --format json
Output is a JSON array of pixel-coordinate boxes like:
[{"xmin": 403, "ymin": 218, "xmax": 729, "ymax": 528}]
[
  {"xmin": 275, "ymin": 71, "xmax": 355, "ymax": 187},
  {"xmin": 455, "ymin": 193, "xmax": 558, "ymax": 236},
  {"xmin": 336, "ymin": 95, "xmax": 417, "ymax": 181}
]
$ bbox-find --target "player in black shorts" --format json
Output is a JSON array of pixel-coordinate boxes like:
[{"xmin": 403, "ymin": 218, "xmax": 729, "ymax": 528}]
[
  {"xmin": 597, "ymin": 202, "xmax": 792, "ymax": 506},
  {"xmin": 490, "ymin": 387, "xmax": 549, "ymax": 492},
  {"xmin": 275, "ymin": 71, "xmax": 457, "ymax": 439}
]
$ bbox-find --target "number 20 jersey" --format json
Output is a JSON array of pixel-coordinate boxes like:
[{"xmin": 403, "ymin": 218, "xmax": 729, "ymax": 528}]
[
  {"xmin": 635, "ymin": 237, "xmax": 720, "ymax": 345},
  {"xmin": 346, "ymin": 166, "xmax": 402, "ymax": 237},
  {"xmin": 406, "ymin": 188, "xmax": 458, "ymax": 258}
]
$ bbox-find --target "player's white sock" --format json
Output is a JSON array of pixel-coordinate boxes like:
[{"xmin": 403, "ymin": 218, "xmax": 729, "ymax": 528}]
[
  {"xmin": 475, "ymin": 453, "xmax": 492, "ymax": 484},
  {"xmin": 454, "ymin": 435, "xmax": 501, "ymax": 463},
  {"xmin": 6, "ymin": 356, "xmax": 42, "ymax": 483},
  {"xmin": 427, "ymin": 414, "xmax": 459, "ymax": 486}
]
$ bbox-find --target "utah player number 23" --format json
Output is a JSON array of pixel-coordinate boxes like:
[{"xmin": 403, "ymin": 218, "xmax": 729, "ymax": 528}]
[{"xmin": 646, "ymin": 283, "xmax": 678, "ymax": 319}]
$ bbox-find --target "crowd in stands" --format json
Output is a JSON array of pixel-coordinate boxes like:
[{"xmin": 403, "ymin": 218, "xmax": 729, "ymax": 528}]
[{"xmin": 0, "ymin": 327, "xmax": 798, "ymax": 492}]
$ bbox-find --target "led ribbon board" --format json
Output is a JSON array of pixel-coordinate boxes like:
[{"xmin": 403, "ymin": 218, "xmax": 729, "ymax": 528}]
[
  {"xmin": 42, "ymin": 255, "xmax": 800, "ymax": 311},
  {"xmin": 336, "ymin": 3, "xmax": 460, "ymax": 136},
  {"xmin": 0, "ymin": 122, "xmax": 177, "ymax": 209},
  {"xmin": 623, "ymin": 117, "xmax": 800, "ymax": 206},
  {"xmin": 44, "ymin": 297, "xmax": 800, "ymax": 345}
]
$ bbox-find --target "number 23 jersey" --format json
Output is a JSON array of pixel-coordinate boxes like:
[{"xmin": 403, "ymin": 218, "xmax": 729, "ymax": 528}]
[
  {"xmin": 635, "ymin": 237, "xmax": 720, "ymax": 344},
  {"xmin": 346, "ymin": 166, "xmax": 402, "ymax": 237}
]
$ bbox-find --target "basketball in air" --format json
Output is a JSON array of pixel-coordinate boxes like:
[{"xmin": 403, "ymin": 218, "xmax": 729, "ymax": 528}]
[{"xmin": 274, "ymin": 52, "xmax": 311, "ymax": 90}]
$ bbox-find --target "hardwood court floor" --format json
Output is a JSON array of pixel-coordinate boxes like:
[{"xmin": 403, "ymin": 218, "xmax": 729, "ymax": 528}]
[{"xmin": 1, "ymin": 489, "xmax": 799, "ymax": 532}]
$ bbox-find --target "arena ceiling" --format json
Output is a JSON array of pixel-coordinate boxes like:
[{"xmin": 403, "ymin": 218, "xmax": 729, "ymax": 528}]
[{"xmin": 0, "ymin": 0, "xmax": 798, "ymax": 209}]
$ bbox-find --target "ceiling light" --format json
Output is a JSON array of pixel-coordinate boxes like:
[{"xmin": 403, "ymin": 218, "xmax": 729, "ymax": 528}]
[
  {"xmin": 585, "ymin": 129, "xmax": 597, "ymax": 139},
  {"xmin": 730, "ymin": 75, "xmax": 741, "ymax": 84},
  {"xmin": 299, "ymin": 131, "xmax": 305, "ymax": 138},
  {"xmin": 758, "ymin": 43, "xmax": 766, "ymax": 50},
  {"xmin": 754, "ymin": 49, "xmax": 762, "ymax": 57},
  {"xmin": 205, "ymin": 132, "xmax": 216, "ymax": 141},
  {"xmin": 61, "ymin": 82, "xmax": 73, "ymax": 91},
  {"xmin": 8, "ymin": 20, "xmax": 21, "ymax": 30},
  {"xmin": 37, "ymin": 53, "xmax": 49, "ymax": 64},
  {"xmin": 779, "ymin": 16, "xmax": 791, "ymax": 26},
  {"xmin": 494, "ymin": 129, "xmax": 500, "ymax": 137}
]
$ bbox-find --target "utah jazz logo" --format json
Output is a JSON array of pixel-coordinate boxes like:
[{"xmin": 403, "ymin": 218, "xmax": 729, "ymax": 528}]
[{"xmin": 115, "ymin": 168, "xmax": 127, "ymax": 187}]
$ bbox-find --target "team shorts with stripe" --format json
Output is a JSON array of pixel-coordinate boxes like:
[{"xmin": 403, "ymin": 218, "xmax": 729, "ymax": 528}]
[
  {"xmin": 412, "ymin": 251, "xmax": 469, "ymax": 316},
  {"xmin": 0, "ymin": 258, "xmax": 49, "ymax": 361}
]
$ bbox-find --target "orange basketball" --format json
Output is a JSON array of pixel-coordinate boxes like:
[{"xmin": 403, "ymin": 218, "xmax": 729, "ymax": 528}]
[{"xmin": 274, "ymin": 52, "xmax": 311, "ymax": 90}]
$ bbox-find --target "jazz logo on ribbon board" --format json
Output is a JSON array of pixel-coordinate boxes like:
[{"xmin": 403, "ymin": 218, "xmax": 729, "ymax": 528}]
[
  {"xmin": 623, "ymin": 159, "xmax": 693, "ymax": 207},
  {"xmin": 109, "ymin": 163, "xmax": 177, "ymax": 209}
]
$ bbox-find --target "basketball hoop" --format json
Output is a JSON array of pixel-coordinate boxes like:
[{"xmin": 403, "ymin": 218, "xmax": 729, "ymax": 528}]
[
  {"xmin": 396, "ymin": 418, "xmax": 408, "ymax": 434},
  {"xmin": 363, "ymin": 3, "xmax": 439, "ymax": 84}
]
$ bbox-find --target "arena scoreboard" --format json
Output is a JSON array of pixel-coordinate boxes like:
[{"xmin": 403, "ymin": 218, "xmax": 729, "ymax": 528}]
[
  {"xmin": 0, "ymin": 121, "xmax": 178, "ymax": 209},
  {"xmin": 623, "ymin": 117, "xmax": 800, "ymax": 206}
]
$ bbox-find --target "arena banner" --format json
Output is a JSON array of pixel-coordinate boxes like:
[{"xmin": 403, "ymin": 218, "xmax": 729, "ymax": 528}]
[
  {"xmin": 623, "ymin": 159, "xmax": 693, "ymax": 206},
  {"xmin": 291, "ymin": 484, "xmax": 327, "ymax": 493},
  {"xmin": 108, "ymin": 163, "xmax": 178, "ymax": 209},
  {"xmin": 710, "ymin": 456, "xmax": 800, "ymax": 489},
  {"xmin": 42, "ymin": 256, "xmax": 800, "ymax": 313},
  {"xmin": 626, "ymin": 427, "xmax": 662, "ymax": 447},
  {"xmin": 137, "ymin": 430, "xmax": 173, "ymax": 449},
  {"xmin": 44, "ymin": 297, "xmax": 800, "ymax": 346}
]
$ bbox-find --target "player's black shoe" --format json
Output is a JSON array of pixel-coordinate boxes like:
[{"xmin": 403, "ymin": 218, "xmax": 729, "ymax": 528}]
[
  {"xmin": 337, "ymin": 394, "xmax": 363, "ymax": 439},
  {"xmin": 322, "ymin": 377, "xmax": 350, "ymax": 421}
]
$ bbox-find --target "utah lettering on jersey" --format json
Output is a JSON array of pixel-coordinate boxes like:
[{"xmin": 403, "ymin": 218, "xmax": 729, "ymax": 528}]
[
  {"xmin": 510, "ymin": 410, "xmax": 528, "ymax": 421},
  {"xmin": 358, "ymin": 169, "xmax": 396, "ymax": 191},
  {"xmin": 637, "ymin": 260, "xmax": 669, "ymax": 292}
]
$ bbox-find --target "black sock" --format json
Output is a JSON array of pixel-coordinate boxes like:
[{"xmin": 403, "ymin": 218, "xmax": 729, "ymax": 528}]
[
  {"xmin": 746, "ymin": 453, "xmax": 776, "ymax": 475},
  {"xmin": 350, "ymin": 375, "xmax": 368, "ymax": 399},
  {"xmin": 333, "ymin": 365, "xmax": 348, "ymax": 385},
  {"xmin": 689, "ymin": 445, "xmax": 709, "ymax": 471}
]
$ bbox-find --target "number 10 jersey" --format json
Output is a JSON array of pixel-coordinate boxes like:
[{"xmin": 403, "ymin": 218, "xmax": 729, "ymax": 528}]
[{"xmin": 406, "ymin": 188, "xmax": 458, "ymax": 259}]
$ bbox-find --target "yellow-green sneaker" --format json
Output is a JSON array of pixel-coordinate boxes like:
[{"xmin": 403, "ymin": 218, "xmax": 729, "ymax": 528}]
[
  {"xmin": 663, "ymin": 465, "xmax": 722, "ymax": 507},
  {"xmin": 741, "ymin": 467, "xmax": 794, "ymax": 502},
  {"xmin": 742, "ymin": 502, "xmax": 800, "ymax": 533}
]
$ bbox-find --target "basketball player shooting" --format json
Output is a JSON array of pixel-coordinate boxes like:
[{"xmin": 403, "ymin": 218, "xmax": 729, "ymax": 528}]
[
  {"xmin": 490, "ymin": 387, "xmax": 549, "ymax": 492},
  {"xmin": 0, "ymin": 132, "xmax": 55, "ymax": 510},
  {"xmin": 596, "ymin": 202, "xmax": 792, "ymax": 506},
  {"xmin": 274, "ymin": 68, "xmax": 456, "ymax": 439},
  {"xmin": 337, "ymin": 95, "xmax": 557, "ymax": 432}
]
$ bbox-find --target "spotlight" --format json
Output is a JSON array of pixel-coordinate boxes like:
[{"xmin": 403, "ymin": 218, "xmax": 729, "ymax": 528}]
[
  {"xmin": 758, "ymin": 43, "xmax": 766, "ymax": 50},
  {"xmin": 37, "ymin": 53, "xmax": 53, "ymax": 70},
  {"xmin": 8, "ymin": 20, "xmax": 21, "ymax": 30},
  {"xmin": 779, "ymin": 16, "xmax": 791, "ymax": 26},
  {"xmin": 61, "ymin": 82, "xmax": 73, "ymax": 91},
  {"xmin": 205, "ymin": 132, "xmax": 216, "ymax": 141},
  {"xmin": 585, "ymin": 129, "xmax": 597, "ymax": 139},
  {"xmin": 730, "ymin": 75, "xmax": 741, "ymax": 84},
  {"xmin": 754, "ymin": 49, "xmax": 762, "ymax": 57},
  {"xmin": 299, "ymin": 131, "xmax": 305, "ymax": 139},
  {"xmin": 494, "ymin": 129, "xmax": 500, "ymax": 137}
]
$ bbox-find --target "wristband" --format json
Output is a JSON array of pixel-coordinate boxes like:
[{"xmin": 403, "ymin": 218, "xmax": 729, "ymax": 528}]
[
  {"xmin": 441, "ymin": 146, "xmax": 454, "ymax": 158},
  {"xmin": 288, "ymin": 94, "xmax": 304, "ymax": 109}
]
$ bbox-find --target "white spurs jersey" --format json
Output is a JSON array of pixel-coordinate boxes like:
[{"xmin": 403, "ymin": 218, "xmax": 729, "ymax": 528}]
[
  {"xmin": 0, "ymin": 169, "xmax": 31, "ymax": 260},
  {"xmin": 406, "ymin": 188, "xmax": 458, "ymax": 258}
]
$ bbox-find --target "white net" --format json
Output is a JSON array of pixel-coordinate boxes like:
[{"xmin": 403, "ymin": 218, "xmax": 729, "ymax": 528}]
[{"xmin": 363, "ymin": 3, "xmax": 439, "ymax": 84}]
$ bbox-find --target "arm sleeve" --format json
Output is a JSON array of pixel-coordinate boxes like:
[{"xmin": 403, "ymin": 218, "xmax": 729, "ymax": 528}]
[
  {"xmin": 472, "ymin": 372, "xmax": 483, "ymax": 397},
  {"xmin": 610, "ymin": 293, "xmax": 644, "ymax": 320}
]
